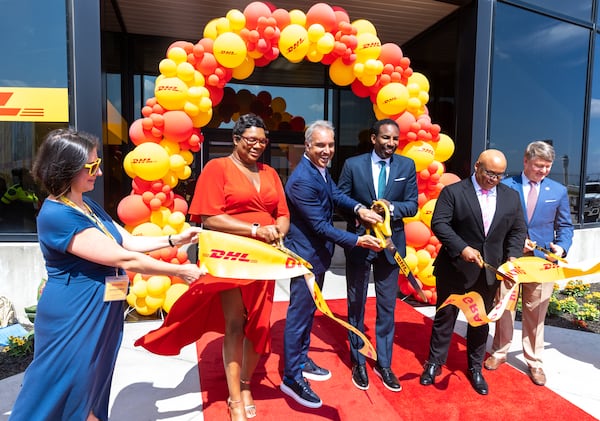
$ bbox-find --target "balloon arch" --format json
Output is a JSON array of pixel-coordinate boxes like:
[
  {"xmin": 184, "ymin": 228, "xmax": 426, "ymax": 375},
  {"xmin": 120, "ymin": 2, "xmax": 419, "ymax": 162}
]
[{"xmin": 118, "ymin": 1, "xmax": 461, "ymax": 316}]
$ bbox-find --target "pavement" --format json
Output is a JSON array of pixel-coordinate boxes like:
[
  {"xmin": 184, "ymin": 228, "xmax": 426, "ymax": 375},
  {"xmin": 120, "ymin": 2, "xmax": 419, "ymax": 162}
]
[{"xmin": 1, "ymin": 271, "xmax": 599, "ymax": 421}]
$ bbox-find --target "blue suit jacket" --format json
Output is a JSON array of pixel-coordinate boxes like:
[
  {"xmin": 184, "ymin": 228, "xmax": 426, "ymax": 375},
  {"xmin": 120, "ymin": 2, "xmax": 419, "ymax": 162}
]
[
  {"xmin": 338, "ymin": 153, "xmax": 418, "ymax": 263},
  {"xmin": 502, "ymin": 175, "xmax": 573, "ymax": 257},
  {"xmin": 284, "ymin": 156, "xmax": 360, "ymax": 274}
]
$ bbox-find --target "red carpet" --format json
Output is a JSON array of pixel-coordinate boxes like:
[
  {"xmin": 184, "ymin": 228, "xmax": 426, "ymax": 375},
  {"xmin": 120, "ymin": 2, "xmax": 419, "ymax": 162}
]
[{"xmin": 196, "ymin": 298, "xmax": 596, "ymax": 420}]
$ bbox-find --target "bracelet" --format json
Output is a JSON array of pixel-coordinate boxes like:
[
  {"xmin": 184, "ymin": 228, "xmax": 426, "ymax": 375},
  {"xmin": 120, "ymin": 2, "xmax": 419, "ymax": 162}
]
[{"xmin": 168, "ymin": 234, "xmax": 175, "ymax": 247}]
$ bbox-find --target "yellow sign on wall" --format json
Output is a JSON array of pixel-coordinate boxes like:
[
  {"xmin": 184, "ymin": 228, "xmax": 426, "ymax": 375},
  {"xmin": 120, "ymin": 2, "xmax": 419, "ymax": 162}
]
[{"xmin": 0, "ymin": 87, "xmax": 69, "ymax": 122}]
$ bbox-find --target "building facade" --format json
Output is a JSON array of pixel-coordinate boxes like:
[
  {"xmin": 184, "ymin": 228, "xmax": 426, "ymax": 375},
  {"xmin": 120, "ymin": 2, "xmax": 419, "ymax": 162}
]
[{"xmin": 1, "ymin": 0, "xmax": 599, "ymax": 321}]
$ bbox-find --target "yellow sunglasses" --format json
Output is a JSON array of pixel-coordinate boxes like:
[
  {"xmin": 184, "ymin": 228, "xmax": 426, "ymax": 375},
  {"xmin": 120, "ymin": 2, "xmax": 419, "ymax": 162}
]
[{"xmin": 84, "ymin": 158, "xmax": 102, "ymax": 176}]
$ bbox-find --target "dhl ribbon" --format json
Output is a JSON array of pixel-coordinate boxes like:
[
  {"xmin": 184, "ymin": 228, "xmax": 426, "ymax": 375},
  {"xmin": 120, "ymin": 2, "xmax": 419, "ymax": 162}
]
[
  {"xmin": 368, "ymin": 200, "xmax": 428, "ymax": 302},
  {"xmin": 197, "ymin": 230, "xmax": 378, "ymax": 361},
  {"xmin": 438, "ymin": 256, "xmax": 600, "ymax": 326}
]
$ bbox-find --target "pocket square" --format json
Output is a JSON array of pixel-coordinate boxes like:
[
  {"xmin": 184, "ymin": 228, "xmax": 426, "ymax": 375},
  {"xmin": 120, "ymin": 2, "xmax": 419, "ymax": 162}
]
[
  {"xmin": 544, "ymin": 199, "xmax": 557, "ymax": 203},
  {"xmin": 394, "ymin": 177, "xmax": 407, "ymax": 181}
]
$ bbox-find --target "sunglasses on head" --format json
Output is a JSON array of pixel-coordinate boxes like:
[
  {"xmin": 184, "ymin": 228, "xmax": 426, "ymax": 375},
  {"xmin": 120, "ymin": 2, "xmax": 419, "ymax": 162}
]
[{"xmin": 84, "ymin": 158, "xmax": 102, "ymax": 176}]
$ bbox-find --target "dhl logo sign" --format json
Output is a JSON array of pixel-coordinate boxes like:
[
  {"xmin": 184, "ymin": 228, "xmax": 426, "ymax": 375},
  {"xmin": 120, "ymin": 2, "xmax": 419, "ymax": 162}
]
[
  {"xmin": 204, "ymin": 248, "xmax": 305, "ymax": 269},
  {"xmin": 0, "ymin": 87, "xmax": 68, "ymax": 122}
]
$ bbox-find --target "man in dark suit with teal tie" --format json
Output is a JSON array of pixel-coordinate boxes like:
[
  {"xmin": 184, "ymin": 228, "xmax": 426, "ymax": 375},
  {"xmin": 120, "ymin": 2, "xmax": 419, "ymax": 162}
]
[{"xmin": 338, "ymin": 119, "xmax": 418, "ymax": 392}]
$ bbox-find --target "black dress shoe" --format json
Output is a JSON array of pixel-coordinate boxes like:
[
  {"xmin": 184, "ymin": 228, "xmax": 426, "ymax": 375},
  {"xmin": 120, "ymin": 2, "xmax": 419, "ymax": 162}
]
[
  {"xmin": 351, "ymin": 364, "xmax": 369, "ymax": 390},
  {"xmin": 468, "ymin": 369, "xmax": 489, "ymax": 395},
  {"xmin": 419, "ymin": 362, "xmax": 442, "ymax": 386},
  {"xmin": 373, "ymin": 365, "xmax": 402, "ymax": 392}
]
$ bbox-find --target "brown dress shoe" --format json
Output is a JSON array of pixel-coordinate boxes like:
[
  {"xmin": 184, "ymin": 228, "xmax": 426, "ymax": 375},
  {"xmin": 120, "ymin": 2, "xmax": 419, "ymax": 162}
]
[
  {"xmin": 484, "ymin": 356, "xmax": 506, "ymax": 370},
  {"xmin": 529, "ymin": 367, "xmax": 546, "ymax": 386}
]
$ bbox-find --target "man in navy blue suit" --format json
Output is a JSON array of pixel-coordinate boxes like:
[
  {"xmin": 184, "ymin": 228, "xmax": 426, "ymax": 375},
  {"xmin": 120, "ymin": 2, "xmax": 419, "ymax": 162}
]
[
  {"xmin": 280, "ymin": 120, "xmax": 383, "ymax": 409},
  {"xmin": 484, "ymin": 141, "xmax": 573, "ymax": 386},
  {"xmin": 338, "ymin": 119, "xmax": 418, "ymax": 392}
]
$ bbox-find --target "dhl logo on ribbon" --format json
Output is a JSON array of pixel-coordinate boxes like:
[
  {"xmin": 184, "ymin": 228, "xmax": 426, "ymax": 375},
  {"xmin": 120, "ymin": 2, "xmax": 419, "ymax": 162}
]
[
  {"xmin": 197, "ymin": 230, "xmax": 378, "ymax": 361},
  {"xmin": 438, "ymin": 256, "xmax": 600, "ymax": 327}
]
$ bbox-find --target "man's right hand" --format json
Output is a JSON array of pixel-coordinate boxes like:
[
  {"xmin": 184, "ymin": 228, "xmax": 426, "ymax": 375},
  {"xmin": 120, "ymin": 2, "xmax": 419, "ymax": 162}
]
[{"xmin": 357, "ymin": 234, "xmax": 383, "ymax": 251}]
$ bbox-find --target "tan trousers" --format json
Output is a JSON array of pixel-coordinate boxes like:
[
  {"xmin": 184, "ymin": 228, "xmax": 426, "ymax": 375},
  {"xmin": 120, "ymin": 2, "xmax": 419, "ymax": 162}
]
[{"xmin": 490, "ymin": 281, "xmax": 555, "ymax": 368}]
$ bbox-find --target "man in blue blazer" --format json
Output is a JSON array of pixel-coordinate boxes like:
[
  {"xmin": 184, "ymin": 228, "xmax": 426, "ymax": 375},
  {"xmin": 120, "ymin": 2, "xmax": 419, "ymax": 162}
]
[
  {"xmin": 419, "ymin": 149, "xmax": 527, "ymax": 395},
  {"xmin": 280, "ymin": 120, "xmax": 383, "ymax": 409},
  {"xmin": 485, "ymin": 141, "xmax": 573, "ymax": 386},
  {"xmin": 338, "ymin": 119, "xmax": 418, "ymax": 392}
]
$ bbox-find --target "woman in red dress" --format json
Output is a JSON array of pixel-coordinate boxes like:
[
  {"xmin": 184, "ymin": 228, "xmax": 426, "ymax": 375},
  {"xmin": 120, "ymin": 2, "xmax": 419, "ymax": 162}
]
[{"xmin": 191, "ymin": 113, "xmax": 289, "ymax": 420}]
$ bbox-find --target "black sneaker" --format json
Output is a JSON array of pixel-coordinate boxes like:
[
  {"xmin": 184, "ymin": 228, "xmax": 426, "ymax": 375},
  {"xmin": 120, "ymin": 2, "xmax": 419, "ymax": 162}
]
[
  {"xmin": 373, "ymin": 365, "xmax": 402, "ymax": 392},
  {"xmin": 280, "ymin": 376, "xmax": 322, "ymax": 408},
  {"xmin": 301, "ymin": 358, "xmax": 332, "ymax": 381}
]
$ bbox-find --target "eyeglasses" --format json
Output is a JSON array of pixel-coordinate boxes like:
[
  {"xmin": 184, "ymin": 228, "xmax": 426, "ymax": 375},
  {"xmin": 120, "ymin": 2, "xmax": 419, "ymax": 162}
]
[
  {"xmin": 238, "ymin": 135, "xmax": 269, "ymax": 147},
  {"xmin": 84, "ymin": 158, "xmax": 102, "ymax": 176},
  {"xmin": 480, "ymin": 167, "xmax": 505, "ymax": 180}
]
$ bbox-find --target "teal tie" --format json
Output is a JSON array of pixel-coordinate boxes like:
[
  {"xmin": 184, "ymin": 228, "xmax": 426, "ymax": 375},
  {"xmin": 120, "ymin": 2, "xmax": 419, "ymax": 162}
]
[{"xmin": 378, "ymin": 161, "xmax": 387, "ymax": 198}]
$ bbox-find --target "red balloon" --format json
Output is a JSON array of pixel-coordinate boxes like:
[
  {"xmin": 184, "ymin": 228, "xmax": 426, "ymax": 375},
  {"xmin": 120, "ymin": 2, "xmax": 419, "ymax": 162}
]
[
  {"xmin": 117, "ymin": 194, "xmax": 151, "ymax": 226},
  {"xmin": 351, "ymin": 79, "xmax": 370, "ymax": 98},
  {"xmin": 405, "ymin": 221, "xmax": 432, "ymax": 248},
  {"xmin": 244, "ymin": 2, "xmax": 272, "ymax": 29},
  {"xmin": 439, "ymin": 172, "xmax": 461, "ymax": 186},
  {"xmin": 306, "ymin": 3, "xmax": 337, "ymax": 33},
  {"xmin": 172, "ymin": 195, "xmax": 189, "ymax": 214},
  {"xmin": 162, "ymin": 111, "xmax": 193, "ymax": 143},
  {"xmin": 395, "ymin": 111, "xmax": 416, "ymax": 134},
  {"xmin": 378, "ymin": 43, "xmax": 403, "ymax": 67}
]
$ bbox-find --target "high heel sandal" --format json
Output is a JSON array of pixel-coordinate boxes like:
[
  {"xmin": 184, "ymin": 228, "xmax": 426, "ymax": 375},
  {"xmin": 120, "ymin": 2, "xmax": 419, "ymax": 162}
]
[
  {"xmin": 240, "ymin": 379, "xmax": 257, "ymax": 419},
  {"xmin": 227, "ymin": 397, "xmax": 245, "ymax": 421}
]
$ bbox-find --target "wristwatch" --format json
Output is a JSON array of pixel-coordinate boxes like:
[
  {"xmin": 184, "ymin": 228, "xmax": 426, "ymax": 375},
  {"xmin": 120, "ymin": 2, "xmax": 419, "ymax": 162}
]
[
  {"xmin": 251, "ymin": 223, "xmax": 260, "ymax": 238},
  {"xmin": 388, "ymin": 204, "xmax": 395, "ymax": 214}
]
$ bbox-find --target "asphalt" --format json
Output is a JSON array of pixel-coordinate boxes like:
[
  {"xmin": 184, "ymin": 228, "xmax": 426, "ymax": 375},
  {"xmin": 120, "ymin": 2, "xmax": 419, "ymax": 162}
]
[{"xmin": 1, "ymin": 272, "xmax": 599, "ymax": 421}]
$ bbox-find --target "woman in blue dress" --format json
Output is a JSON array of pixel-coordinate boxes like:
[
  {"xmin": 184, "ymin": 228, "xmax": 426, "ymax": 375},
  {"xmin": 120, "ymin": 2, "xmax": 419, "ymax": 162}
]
[{"xmin": 9, "ymin": 128, "xmax": 205, "ymax": 421}]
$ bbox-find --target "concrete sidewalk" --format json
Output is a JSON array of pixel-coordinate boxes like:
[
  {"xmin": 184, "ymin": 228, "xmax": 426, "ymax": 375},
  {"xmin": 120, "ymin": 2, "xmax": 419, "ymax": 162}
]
[{"xmin": 1, "ymin": 272, "xmax": 599, "ymax": 420}]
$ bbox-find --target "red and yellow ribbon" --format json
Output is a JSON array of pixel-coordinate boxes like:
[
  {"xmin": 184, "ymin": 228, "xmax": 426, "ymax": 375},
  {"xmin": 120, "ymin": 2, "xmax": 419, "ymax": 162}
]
[
  {"xmin": 438, "ymin": 256, "xmax": 600, "ymax": 326},
  {"xmin": 197, "ymin": 230, "xmax": 378, "ymax": 361}
]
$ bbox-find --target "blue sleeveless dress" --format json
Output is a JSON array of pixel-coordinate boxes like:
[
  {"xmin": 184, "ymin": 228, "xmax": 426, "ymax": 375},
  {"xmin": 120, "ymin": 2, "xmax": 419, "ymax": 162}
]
[{"xmin": 10, "ymin": 198, "xmax": 124, "ymax": 421}]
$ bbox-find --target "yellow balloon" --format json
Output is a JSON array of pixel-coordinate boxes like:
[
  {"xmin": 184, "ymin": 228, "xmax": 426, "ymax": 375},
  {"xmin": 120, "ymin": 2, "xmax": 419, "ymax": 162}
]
[
  {"xmin": 169, "ymin": 153, "xmax": 186, "ymax": 172},
  {"xmin": 146, "ymin": 275, "xmax": 172, "ymax": 297},
  {"xmin": 355, "ymin": 32, "xmax": 381, "ymax": 62},
  {"xmin": 213, "ymin": 32, "xmax": 247, "ymax": 68},
  {"xmin": 416, "ymin": 249, "xmax": 432, "ymax": 270},
  {"xmin": 203, "ymin": 18, "xmax": 220, "ymax": 40},
  {"xmin": 145, "ymin": 295, "xmax": 165, "ymax": 309},
  {"xmin": 271, "ymin": 97, "xmax": 286, "ymax": 113},
  {"xmin": 289, "ymin": 9, "xmax": 306, "ymax": 26},
  {"xmin": 159, "ymin": 59, "xmax": 177, "ymax": 78},
  {"xmin": 408, "ymin": 72, "xmax": 430, "ymax": 93},
  {"xmin": 402, "ymin": 140, "xmax": 435, "ymax": 172},
  {"xmin": 418, "ymin": 261, "xmax": 436, "ymax": 287},
  {"xmin": 420, "ymin": 199, "xmax": 437, "ymax": 227},
  {"xmin": 433, "ymin": 133, "xmax": 455, "ymax": 162},
  {"xmin": 167, "ymin": 47, "xmax": 187, "ymax": 64},
  {"xmin": 352, "ymin": 19, "xmax": 377, "ymax": 36},
  {"xmin": 168, "ymin": 211, "xmax": 186, "ymax": 229},
  {"xmin": 329, "ymin": 57, "xmax": 356, "ymax": 86},
  {"xmin": 376, "ymin": 82, "xmax": 409, "ymax": 116},
  {"xmin": 404, "ymin": 252, "xmax": 419, "ymax": 272},
  {"xmin": 316, "ymin": 33, "xmax": 335, "ymax": 54},
  {"xmin": 127, "ymin": 142, "xmax": 171, "ymax": 181},
  {"xmin": 279, "ymin": 24, "xmax": 310, "ymax": 63},
  {"xmin": 131, "ymin": 222, "xmax": 163, "ymax": 237},
  {"xmin": 131, "ymin": 280, "xmax": 148, "ymax": 298},
  {"xmin": 155, "ymin": 76, "xmax": 188, "ymax": 110},
  {"xmin": 163, "ymin": 283, "xmax": 189, "ymax": 313},
  {"xmin": 226, "ymin": 9, "xmax": 246, "ymax": 32},
  {"xmin": 308, "ymin": 24, "xmax": 325, "ymax": 43},
  {"xmin": 232, "ymin": 56, "xmax": 255, "ymax": 80},
  {"xmin": 126, "ymin": 292, "xmax": 137, "ymax": 308}
]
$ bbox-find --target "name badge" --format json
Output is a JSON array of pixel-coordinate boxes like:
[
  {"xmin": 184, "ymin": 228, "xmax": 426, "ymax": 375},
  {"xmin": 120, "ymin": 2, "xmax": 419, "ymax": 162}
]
[{"xmin": 104, "ymin": 275, "xmax": 129, "ymax": 301}]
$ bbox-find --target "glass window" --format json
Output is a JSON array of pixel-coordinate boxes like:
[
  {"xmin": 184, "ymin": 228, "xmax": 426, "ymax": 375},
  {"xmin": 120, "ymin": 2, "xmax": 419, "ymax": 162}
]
[
  {"xmin": 516, "ymin": 0, "xmax": 592, "ymax": 22},
  {"xmin": 0, "ymin": 0, "xmax": 68, "ymax": 238},
  {"xmin": 582, "ymin": 33, "xmax": 600, "ymax": 223},
  {"xmin": 489, "ymin": 3, "xmax": 588, "ymax": 223}
]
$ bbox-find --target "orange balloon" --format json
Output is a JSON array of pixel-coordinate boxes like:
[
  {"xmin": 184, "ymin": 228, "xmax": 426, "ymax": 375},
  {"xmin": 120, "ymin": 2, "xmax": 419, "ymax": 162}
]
[
  {"xmin": 117, "ymin": 194, "xmax": 151, "ymax": 226},
  {"xmin": 440, "ymin": 172, "xmax": 461, "ymax": 186},
  {"xmin": 405, "ymin": 221, "xmax": 432, "ymax": 248}
]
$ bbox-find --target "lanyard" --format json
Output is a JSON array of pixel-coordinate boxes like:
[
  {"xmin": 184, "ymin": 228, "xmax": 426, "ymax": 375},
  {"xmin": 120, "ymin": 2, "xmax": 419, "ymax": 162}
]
[{"xmin": 59, "ymin": 196, "xmax": 116, "ymax": 241}]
